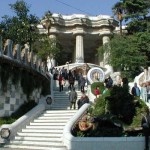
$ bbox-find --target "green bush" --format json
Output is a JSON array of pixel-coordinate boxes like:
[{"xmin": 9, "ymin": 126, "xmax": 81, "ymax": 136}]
[
  {"xmin": 73, "ymin": 82, "xmax": 149, "ymax": 137},
  {"xmin": 11, "ymin": 100, "xmax": 37, "ymax": 118},
  {"xmin": 106, "ymin": 85, "xmax": 135, "ymax": 124},
  {"xmin": 91, "ymin": 82, "xmax": 105, "ymax": 95},
  {"xmin": 0, "ymin": 100, "xmax": 37, "ymax": 126}
]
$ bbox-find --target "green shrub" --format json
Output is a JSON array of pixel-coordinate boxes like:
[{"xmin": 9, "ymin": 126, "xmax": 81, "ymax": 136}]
[
  {"xmin": 105, "ymin": 85, "xmax": 135, "ymax": 124},
  {"xmin": 73, "ymin": 82, "xmax": 149, "ymax": 137},
  {"xmin": 11, "ymin": 100, "xmax": 37, "ymax": 118},
  {"xmin": 0, "ymin": 100, "xmax": 37, "ymax": 126},
  {"xmin": 91, "ymin": 82, "xmax": 105, "ymax": 95}
]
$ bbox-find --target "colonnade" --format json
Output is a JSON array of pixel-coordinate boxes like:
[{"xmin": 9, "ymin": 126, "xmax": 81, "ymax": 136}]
[{"xmin": 49, "ymin": 32, "xmax": 111, "ymax": 67}]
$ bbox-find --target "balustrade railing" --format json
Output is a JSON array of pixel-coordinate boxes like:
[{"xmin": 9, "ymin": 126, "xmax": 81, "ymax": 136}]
[{"xmin": 0, "ymin": 36, "xmax": 47, "ymax": 76}]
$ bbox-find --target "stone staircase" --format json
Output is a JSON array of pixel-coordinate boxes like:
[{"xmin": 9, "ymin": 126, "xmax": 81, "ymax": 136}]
[{"xmin": 2, "ymin": 89, "xmax": 82, "ymax": 150}]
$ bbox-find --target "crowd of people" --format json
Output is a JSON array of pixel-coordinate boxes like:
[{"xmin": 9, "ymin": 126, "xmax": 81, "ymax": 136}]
[
  {"xmin": 131, "ymin": 81, "xmax": 150, "ymax": 103},
  {"xmin": 50, "ymin": 66, "xmax": 89, "ymax": 109}
]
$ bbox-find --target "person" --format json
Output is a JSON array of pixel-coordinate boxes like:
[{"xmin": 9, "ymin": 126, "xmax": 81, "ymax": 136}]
[
  {"xmin": 147, "ymin": 82, "xmax": 150, "ymax": 102},
  {"xmin": 140, "ymin": 82, "xmax": 147, "ymax": 102},
  {"xmin": 77, "ymin": 72, "xmax": 82, "ymax": 90},
  {"xmin": 131, "ymin": 82, "xmax": 140, "ymax": 97},
  {"xmin": 68, "ymin": 74, "xmax": 75, "ymax": 91},
  {"xmin": 58, "ymin": 74, "xmax": 63, "ymax": 92},
  {"xmin": 69, "ymin": 88, "xmax": 77, "ymax": 109},
  {"xmin": 77, "ymin": 91, "xmax": 89, "ymax": 109},
  {"xmin": 141, "ymin": 108, "xmax": 150, "ymax": 150},
  {"xmin": 105, "ymin": 76, "xmax": 113, "ymax": 88},
  {"xmin": 94, "ymin": 86, "xmax": 100, "ymax": 98},
  {"xmin": 80, "ymin": 77, "xmax": 86, "ymax": 92}
]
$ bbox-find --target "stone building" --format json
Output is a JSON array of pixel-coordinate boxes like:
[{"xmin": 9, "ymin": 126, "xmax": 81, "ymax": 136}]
[{"xmin": 38, "ymin": 13, "xmax": 118, "ymax": 68}]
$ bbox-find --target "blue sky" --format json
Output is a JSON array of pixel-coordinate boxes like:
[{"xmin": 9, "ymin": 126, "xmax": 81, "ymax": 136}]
[{"xmin": 0, "ymin": 0, "xmax": 119, "ymax": 20}]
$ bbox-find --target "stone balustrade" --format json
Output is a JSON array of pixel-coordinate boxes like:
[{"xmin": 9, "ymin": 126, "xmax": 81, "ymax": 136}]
[{"xmin": 0, "ymin": 36, "xmax": 47, "ymax": 75}]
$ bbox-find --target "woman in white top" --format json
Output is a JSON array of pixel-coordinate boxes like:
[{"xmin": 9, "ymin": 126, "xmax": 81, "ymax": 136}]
[{"xmin": 140, "ymin": 82, "xmax": 147, "ymax": 102}]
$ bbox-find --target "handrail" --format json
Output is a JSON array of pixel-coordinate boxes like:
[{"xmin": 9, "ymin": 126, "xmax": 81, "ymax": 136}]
[
  {"xmin": 63, "ymin": 103, "xmax": 91, "ymax": 149},
  {"xmin": 0, "ymin": 104, "xmax": 45, "ymax": 142}
]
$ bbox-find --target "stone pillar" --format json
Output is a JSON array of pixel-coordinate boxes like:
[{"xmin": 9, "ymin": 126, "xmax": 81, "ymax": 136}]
[
  {"xmin": 102, "ymin": 36, "xmax": 110, "ymax": 66},
  {"xmin": 148, "ymin": 67, "xmax": 150, "ymax": 81},
  {"xmin": 6, "ymin": 39, "xmax": 13, "ymax": 58},
  {"xmin": 75, "ymin": 34, "xmax": 84, "ymax": 63},
  {"xmin": 144, "ymin": 69, "xmax": 148, "ymax": 82},
  {"xmin": 16, "ymin": 44, "xmax": 21, "ymax": 61},
  {"xmin": 102, "ymin": 35, "xmax": 113, "ymax": 74},
  {"xmin": 0, "ymin": 36, "xmax": 2, "ymax": 55},
  {"xmin": 24, "ymin": 44, "xmax": 29, "ymax": 65},
  {"xmin": 48, "ymin": 34, "xmax": 56, "ymax": 68}
]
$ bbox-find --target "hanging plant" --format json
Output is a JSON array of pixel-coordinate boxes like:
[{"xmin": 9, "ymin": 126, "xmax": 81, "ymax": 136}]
[
  {"xmin": 0, "ymin": 63, "xmax": 12, "ymax": 92},
  {"xmin": 20, "ymin": 70, "xmax": 35, "ymax": 99},
  {"xmin": 11, "ymin": 66, "xmax": 21, "ymax": 86},
  {"xmin": 41, "ymin": 78, "xmax": 50, "ymax": 96}
]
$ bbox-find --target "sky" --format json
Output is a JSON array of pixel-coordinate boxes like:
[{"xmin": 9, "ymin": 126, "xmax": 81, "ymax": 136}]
[{"xmin": 0, "ymin": 0, "xmax": 119, "ymax": 20}]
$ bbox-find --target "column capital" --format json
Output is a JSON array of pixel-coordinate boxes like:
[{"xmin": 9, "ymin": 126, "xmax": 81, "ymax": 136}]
[
  {"xmin": 99, "ymin": 28, "xmax": 112, "ymax": 37},
  {"xmin": 73, "ymin": 27, "xmax": 86, "ymax": 36}
]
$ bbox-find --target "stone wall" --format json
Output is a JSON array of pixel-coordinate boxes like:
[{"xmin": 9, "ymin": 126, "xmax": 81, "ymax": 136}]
[
  {"xmin": 0, "ymin": 79, "xmax": 41, "ymax": 117},
  {"xmin": 0, "ymin": 36, "xmax": 50, "ymax": 117}
]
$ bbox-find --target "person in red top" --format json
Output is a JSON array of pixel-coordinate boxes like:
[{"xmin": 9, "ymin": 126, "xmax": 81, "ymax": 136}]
[
  {"xmin": 94, "ymin": 86, "xmax": 100, "ymax": 98},
  {"xmin": 58, "ymin": 74, "xmax": 63, "ymax": 92}
]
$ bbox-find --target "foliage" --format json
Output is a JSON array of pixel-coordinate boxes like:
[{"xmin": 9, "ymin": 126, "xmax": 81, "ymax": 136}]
[
  {"xmin": 0, "ymin": 0, "xmax": 40, "ymax": 47},
  {"xmin": 0, "ymin": 64, "xmax": 12, "ymax": 91},
  {"xmin": 41, "ymin": 78, "xmax": 50, "ymax": 96},
  {"xmin": 98, "ymin": 34, "xmax": 147, "ymax": 80},
  {"xmin": 20, "ymin": 70, "xmax": 36, "ymax": 98},
  {"xmin": 106, "ymin": 85, "xmax": 135, "ymax": 124},
  {"xmin": 74, "ymin": 81, "xmax": 149, "ymax": 137},
  {"xmin": 0, "ymin": 117, "xmax": 16, "ymax": 125},
  {"xmin": 91, "ymin": 82, "xmax": 105, "ymax": 94},
  {"xmin": 37, "ymin": 35, "xmax": 61, "ymax": 65},
  {"xmin": 11, "ymin": 100, "xmax": 37, "ymax": 118},
  {"xmin": 0, "ymin": 62, "xmax": 49, "ymax": 99},
  {"xmin": 0, "ymin": 100, "xmax": 37, "ymax": 125}
]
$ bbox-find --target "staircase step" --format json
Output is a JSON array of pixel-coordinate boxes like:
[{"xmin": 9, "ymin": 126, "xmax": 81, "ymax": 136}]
[
  {"xmin": 22, "ymin": 129, "xmax": 63, "ymax": 133},
  {"xmin": 37, "ymin": 115, "xmax": 72, "ymax": 119},
  {"xmin": 30, "ymin": 122, "xmax": 66, "ymax": 126},
  {"xmin": 26, "ymin": 125, "xmax": 64, "ymax": 129},
  {"xmin": 33, "ymin": 119, "xmax": 68, "ymax": 123},
  {"xmin": 10, "ymin": 140, "xmax": 64, "ymax": 146},
  {"xmin": 17, "ymin": 132, "xmax": 62, "ymax": 137},
  {"xmin": 2, "ymin": 89, "xmax": 77, "ymax": 150},
  {"xmin": 15, "ymin": 136, "xmax": 62, "ymax": 142},
  {"xmin": 45, "ymin": 110, "xmax": 77, "ymax": 113},
  {"xmin": 41, "ymin": 113, "xmax": 75, "ymax": 116},
  {"xmin": 5, "ymin": 144, "xmax": 66, "ymax": 150}
]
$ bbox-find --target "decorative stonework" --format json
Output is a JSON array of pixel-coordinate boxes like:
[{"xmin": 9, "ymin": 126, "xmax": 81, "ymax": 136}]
[{"xmin": 39, "ymin": 13, "xmax": 118, "ymax": 67}]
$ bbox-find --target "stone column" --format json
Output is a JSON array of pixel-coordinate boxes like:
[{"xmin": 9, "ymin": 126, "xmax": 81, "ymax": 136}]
[
  {"xmin": 75, "ymin": 34, "xmax": 84, "ymax": 63},
  {"xmin": 24, "ymin": 44, "xmax": 29, "ymax": 65},
  {"xmin": 102, "ymin": 35, "xmax": 113, "ymax": 74},
  {"xmin": 16, "ymin": 44, "xmax": 21, "ymax": 62},
  {"xmin": 102, "ymin": 36, "xmax": 110, "ymax": 66},
  {"xmin": 0, "ymin": 36, "xmax": 2, "ymax": 55},
  {"xmin": 6, "ymin": 39, "xmax": 13, "ymax": 58},
  {"xmin": 48, "ymin": 34, "xmax": 56, "ymax": 68}
]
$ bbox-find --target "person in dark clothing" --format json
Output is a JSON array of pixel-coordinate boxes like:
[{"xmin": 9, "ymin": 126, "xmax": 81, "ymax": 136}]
[
  {"xmin": 77, "ymin": 91, "xmax": 89, "ymax": 109},
  {"xmin": 58, "ymin": 74, "xmax": 63, "ymax": 92},
  {"xmin": 104, "ymin": 76, "xmax": 113, "ymax": 89},
  {"xmin": 131, "ymin": 82, "xmax": 140, "ymax": 97},
  {"xmin": 69, "ymin": 88, "xmax": 77, "ymax": 109},
  {"xmin": 141, "ymin": 108, "xmax": 150, "ymax": 150}
]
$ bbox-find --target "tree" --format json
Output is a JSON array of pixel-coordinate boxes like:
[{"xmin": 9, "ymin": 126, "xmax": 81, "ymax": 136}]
[
  {"xmin": 99, "ymin": 0, "xmax": 150, "ymax": 79},
  {"xmin": 37, "ymin": 35, "xmax": 61, "ymax": 68},
  {"xmin": 112, "ymin": 0, "xmax": 150, "ymax": 34},
  {"xmin": 0, "ymin": 0, "xmax": 40, "ymax": 49},
  {"xmin": 99, "ymin": 34, "xmax": 146, "ymax": 80}
]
